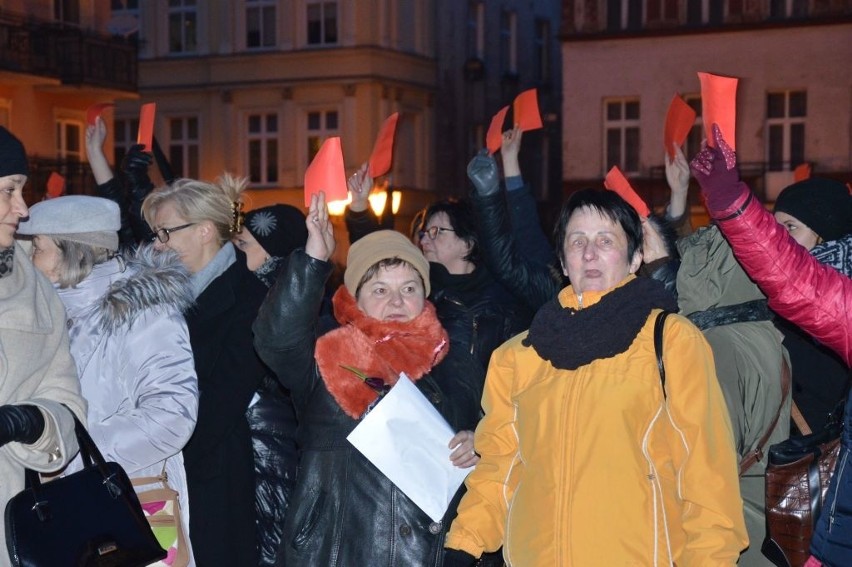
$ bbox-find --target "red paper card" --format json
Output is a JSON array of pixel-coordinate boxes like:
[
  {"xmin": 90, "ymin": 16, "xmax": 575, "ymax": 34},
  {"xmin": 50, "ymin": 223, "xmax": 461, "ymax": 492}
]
[
  {"xmin": 698, "ymin": 72, "xmax": 738, "ymax": 150},
  {"xmin": 304, "ymin": 137, "xmax": 347, "ymax": 207},
  {"xmin": 46, "ymin": 172, "xmax": 65, "ymax": 199},
  {"xmin": 136, "ymin": 103, "xmax": 156, "ymax": 152},
  {"xmin": 368, "ymin": 113, "xmax": 399, "ymax": 178},
  {"xmin": 663, "ymin": 94, "xmax": 696, "ymax": 160},
  {"xmin": 486, "ymin": 106, "xmax": 509, "ymax": 155},
  {"xmin": 86, "ymin": 102, "xmax": 114, "ymax": 127},
  {"xmin": 793, "ymin": 163, "xmax": 812, "ymax": 182},
  {"xmin": 513, "ymin": 89, "xmax": 543, "ymax": 132},
  {"xmin": 604, "ymin": 166, "xmax": 650, "ymax": 218}
]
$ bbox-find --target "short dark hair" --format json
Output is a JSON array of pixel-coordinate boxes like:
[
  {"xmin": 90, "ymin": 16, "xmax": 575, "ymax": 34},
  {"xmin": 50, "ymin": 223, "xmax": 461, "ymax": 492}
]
[
  {"xmin": 423, "ymin": 199, "xmax": 480, "ymax": 265},
  {"xmin": 553, "ymin": 188, "xmax": 643, "ymax": 266}
]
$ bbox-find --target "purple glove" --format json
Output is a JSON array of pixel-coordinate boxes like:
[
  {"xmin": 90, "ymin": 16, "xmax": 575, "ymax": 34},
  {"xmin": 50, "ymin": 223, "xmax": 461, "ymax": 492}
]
[{"xmin": 690, "ymin": 123, "xmax": 744, "ymax": 212}]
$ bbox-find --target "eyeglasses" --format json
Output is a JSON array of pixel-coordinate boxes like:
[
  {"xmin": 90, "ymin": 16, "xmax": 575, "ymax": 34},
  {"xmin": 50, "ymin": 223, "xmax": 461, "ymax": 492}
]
[
  {"xmin": 153, "ymin": 223, "xmax": 196, "ymax": 244},
  {"xmin": 418, "ymin": 226, "xmax": 455, "ymax": 241}
]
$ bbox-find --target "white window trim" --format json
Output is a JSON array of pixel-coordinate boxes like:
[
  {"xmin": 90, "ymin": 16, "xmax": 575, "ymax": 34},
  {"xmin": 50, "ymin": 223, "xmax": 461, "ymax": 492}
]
[
  {"xmin": 304, "ymin": 0, "xmax": 339, "ymax": 47},
  {"xmin": 766, "ymin": 90, "xmax": 806, "ymax": 171},
  {"xmin": 245, "ymin": 110, "xmax": 280, "ymax": 187},
  {"xmin": 167, "ymin": 115, "xmax": 200, "ymax": 179},
  {"xmin": 302, "ymin": 107, "xmax": 341, "ymax": 169},
  {"xmin": 244, "ymin": 0, "xmax": 277, "ymax": 50},
  {"xmin": 603, "ymin": 98, "xmax": 640, "ymax": 175}
]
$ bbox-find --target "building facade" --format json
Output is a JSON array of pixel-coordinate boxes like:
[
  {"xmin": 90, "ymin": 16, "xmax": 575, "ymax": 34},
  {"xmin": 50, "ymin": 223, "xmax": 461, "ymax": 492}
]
[{"xmin": 561, "ymin": 0, "xmax": 852, "ymax": 211}]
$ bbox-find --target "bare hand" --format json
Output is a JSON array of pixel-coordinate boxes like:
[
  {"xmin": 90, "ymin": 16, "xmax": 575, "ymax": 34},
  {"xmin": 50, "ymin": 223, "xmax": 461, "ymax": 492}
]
[
  {"xmin": 501, "ymin": 125, "xmax": 523, "ymax": 177},
  {"xmin": 85, "ymin": 116, "xmax": 107, "ymax": 153},
  {"xmin": 642, "ymin": 218, "xmax": 669, "ymax": 264},
  {"xmin": 305, "ymin": 192, "xmax": 336, "ymax": 261},
  {"xmin": 665, "ymin": 143, "xmax": 690, "ymax": 197},
  {"xmin": 347, "ymin": 163, "xmax": 372, "ymax": 213},
  {"xmin": 449, "ymin": 430, "xmax": 479, "ymax": 469}
]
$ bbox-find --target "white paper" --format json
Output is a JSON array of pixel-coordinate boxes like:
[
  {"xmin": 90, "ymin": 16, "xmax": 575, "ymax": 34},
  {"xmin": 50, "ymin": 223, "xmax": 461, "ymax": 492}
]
[{"xmin": 346, "ymin": 373, "xmax": 471, "ymax": 522}]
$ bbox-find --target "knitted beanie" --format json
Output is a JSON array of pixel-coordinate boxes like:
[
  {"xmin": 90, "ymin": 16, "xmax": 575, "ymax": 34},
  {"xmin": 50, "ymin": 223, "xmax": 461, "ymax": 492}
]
[
  {"xmin": 344, "ymin": 230, "xmax": 431, "ymax": 297},
  {"xmin": 244, "ymin": 204, "xmax": 308, "ymax": 259},
  {"xmin": 774, "ymin": 178, "xmax": 852, "ymax": 242},
  {"xmin": 16, "ymin": 195, "xmax": 120, "ymax": 251},
  {"xmin": 0, "ymin": 127, "xmax": 28, "ymax": 178}
]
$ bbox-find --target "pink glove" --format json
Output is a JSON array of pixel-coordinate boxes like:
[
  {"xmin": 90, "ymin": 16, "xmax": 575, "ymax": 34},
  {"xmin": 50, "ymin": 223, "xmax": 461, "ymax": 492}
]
[
  {"xmin": 690, "ymin": 123, "xmax": 743, "ymax": 212},
  {"xmin": 804, "ymin": 555, "xmax": 822, "ymax": 567}
]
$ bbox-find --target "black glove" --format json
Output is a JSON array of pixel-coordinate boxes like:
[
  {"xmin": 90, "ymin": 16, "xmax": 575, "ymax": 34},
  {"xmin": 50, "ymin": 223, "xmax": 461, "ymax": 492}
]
[
  {"xmin": 467, "ymin": 149, "xmax": 501, "ymax": 197},
  {"xmin": 121, "ymin": 143, "xmax": 156, "ymax": 243},
  {"xmin": 0, "ymin": 405, "xmax": 46, "ymax": 447},
  {"xmin": 96, "ymin": 178, "xmax": 136, "ymax": 248},
  {"xmin": 443, "ymin": 548, "xmax": 477, "ymax": 567}
]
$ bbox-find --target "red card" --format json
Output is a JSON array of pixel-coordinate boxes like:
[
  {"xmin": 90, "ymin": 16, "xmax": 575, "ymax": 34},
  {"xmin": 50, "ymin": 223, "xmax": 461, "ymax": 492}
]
[
  {"xmin": 793, "ymin": 162, "xmax": 812, "ymax": 182},
  {"xmin": 136, "ymin": 103, "xmax": 156, "ymax": 152},
  {"xmin": 663, "ymin": 94, "xmax": 696, "ymax": 160},
  {"xmin": 304, "ymin": 137, "xmax": 347, "ymax": 207},
  {"xmin": 86, "ymin": 102, "xmax": 114, "ymax": 127},
  {"xmin": 486, "ymin": 106, "xmax": 509, "ymax": 155},
  {"xmin": 513, "ymin": 89, "xmax": 543, "ymax": 132},
  {"xmin": 604, "ymin": 166, "xmax": 650, "ymax": 218},
  {"xmin": 698, "ymin": 72, "xmax": 738, "ymax": 150},
  {"xmin": 368, "ymin": 113, "xmax": 399, "ymax": 178},
  {"xmin": 46, "ymin": 172, "xmax": 65, "ymax": 199}
]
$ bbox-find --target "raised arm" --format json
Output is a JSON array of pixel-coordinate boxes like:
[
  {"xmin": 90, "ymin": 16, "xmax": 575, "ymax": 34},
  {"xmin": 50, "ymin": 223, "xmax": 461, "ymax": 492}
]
[{"xmin": 343, "ymin": 162, "xmax": 381, "ymax": 244}]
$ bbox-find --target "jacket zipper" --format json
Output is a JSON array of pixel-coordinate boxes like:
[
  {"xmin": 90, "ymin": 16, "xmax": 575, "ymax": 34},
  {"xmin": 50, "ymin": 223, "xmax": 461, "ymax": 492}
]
[{"xmin": 828, "ymin": 449, "xmax": 849, "ymax": 532}]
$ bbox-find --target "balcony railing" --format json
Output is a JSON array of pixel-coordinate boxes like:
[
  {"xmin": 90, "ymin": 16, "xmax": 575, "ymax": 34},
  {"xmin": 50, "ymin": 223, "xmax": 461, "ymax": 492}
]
[{"xmin": 0, "ymin": 12, "xmax": 137, "ymax": 93}]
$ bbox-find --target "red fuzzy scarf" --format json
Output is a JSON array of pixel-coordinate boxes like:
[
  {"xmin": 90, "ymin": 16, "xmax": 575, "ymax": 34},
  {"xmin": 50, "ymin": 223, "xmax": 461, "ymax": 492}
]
[{"xmin": 315, "ymin": 286, "xmax": 449, "ymax": 419}]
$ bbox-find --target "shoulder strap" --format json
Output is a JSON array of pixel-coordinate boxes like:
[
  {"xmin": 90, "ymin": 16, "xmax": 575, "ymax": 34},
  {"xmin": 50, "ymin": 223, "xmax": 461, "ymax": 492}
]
[
  {"xmin": 738, "ymin": 357, "xmax": 791, "ymax": 476},
  {"xmin": 654, "ymin": 311, "xmax": 672, "ymax": 400}
]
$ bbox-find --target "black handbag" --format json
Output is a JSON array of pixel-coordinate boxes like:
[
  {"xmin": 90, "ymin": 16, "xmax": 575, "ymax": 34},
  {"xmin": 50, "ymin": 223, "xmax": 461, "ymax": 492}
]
[{"xmin": 5, "ymin": 415, "xmax": 167, "ymax": 567}]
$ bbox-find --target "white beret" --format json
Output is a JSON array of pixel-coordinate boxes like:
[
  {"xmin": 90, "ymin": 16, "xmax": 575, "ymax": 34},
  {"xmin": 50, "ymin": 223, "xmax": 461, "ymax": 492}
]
[{"xmin": 17, "ymin": 195, "xmax": 121, "ymax": 251}]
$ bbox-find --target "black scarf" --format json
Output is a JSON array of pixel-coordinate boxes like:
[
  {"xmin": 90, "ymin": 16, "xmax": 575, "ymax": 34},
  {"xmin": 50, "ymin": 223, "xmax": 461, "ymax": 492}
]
[
  {"xmin": 522, "ymin": 277, "xmax": 677, "ymax": 370},
  {"xmin": 0, "ymin": 246, "xmax": 13, "ymax": 279}
]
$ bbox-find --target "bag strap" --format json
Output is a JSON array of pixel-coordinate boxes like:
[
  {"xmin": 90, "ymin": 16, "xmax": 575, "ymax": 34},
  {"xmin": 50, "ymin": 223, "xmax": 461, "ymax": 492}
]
[
  {"xmin": 739, "ymin": 357, "xmax": 791, "ymax": 476},
  {"xmin": 654, "ymin": 311, "xmax": 671, "ymax": 400},
  {"xmin": 791, "ymin": 401, "xmax": 813, "ymax": 436}
]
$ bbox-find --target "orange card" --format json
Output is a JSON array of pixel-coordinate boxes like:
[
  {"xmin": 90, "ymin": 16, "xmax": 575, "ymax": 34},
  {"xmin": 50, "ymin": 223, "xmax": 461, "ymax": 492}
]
[
  {"xmin": 793, "ymin": 163, "xmax": 812, "ymax": 182},
  {"xmin": 304, "ymin": 137, "xmax": 347, "ymax": 207},
  {"xmin": 698, "ymin": 72, "xmax": 738, "ymax": 150},
  {"xmin": 513, "ymin": 89, "xmax": 543, "ymax": 132},
  {"xmin": 86, "ymin": 102, "xmax": 114, "ymax": 127},
  {"xmin": 46, "ymin": 172, "xmax": 65, "ymax": 199},
  {"xmin": 136, "ymin": 102, "xmax": 157, "ymax": 152},
  {"xmin": 486, "ymin": 106, "xmax": 509, "ymax": 155},
  {"xmin": 663, "ymin": 94, "xmax": 696, "ymax": 160},
  {"xmin": 368, "ymin": 113, "xmax": 399, "ymax": 178},
  {"xmin": 604, "ymin": 166, "xmax": 650, "ymax": 218}
]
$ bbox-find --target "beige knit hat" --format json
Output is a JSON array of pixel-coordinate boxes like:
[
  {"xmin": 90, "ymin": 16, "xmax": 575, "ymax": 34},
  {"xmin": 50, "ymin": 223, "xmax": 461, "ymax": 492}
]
[{"xmin": 344, "ymin": 230, "xmax": 431, "ymax": 297}]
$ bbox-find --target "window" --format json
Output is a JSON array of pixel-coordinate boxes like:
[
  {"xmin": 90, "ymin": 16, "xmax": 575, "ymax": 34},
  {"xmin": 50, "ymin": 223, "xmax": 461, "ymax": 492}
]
[
  {"xmin": 467, "ymin": 1, "xmax": 484, "ymax": 59},
  {"xmin": 169, "ymin": 0, "xmax": 197, "ymax": 54},
  {"xmin": 687, "ymin": 0, "xmax": 723, "ymax": 24},
  {"xmin": 604, "ymin": 99, "xmax": 640, "ymax": 173},
  {"xmin": 56, "ymin": 119, "xmax": 83, "ymax": 161},
  {"xmin": 646, "ymin": 0, "xmax": 678, "ymax": 22},
  {"xmin": 767, "ymin": 91, "xmax": 806, "ymax": 171},
  {"xmin": 55, "ymin": 0, "xmax": 80, "ymax": 25},
  {"xmin": 770, "ymin": 0, "xmax": 809, "ymax": 18},
  {"xmin": 534, "ymin": 19, "xmax": 551, "ymax": 84},
  {"xmin": 500, "ymin": 11, "xmax": 517, "ymax": 75},
  {"xmin": 607, "ymin": 0, "xmax": 642, "ymax": 31},
  {"xmin": 683, "ymin": 95, "xmax": 704, "ymax": 161},
  {"xmin": 113, "ymin": 118, "xmax": 139, "ymax": 166},
  {"xmin": 247, "ymin": 0, "xmax": 276, "ymax": 49},
  {"xmin": 110, "ymin": 0, "xmax": 140, "ymax": 40},
  {"xmin": 169, "ymin": 117, "xmax": 199, "ymax": 179},
  {"xmin": 247, "ymin": 113, "xmax": 279, "ymax": 184},
  {"xmin": 306, "ymin": 110, "xmax": 338, "ymax": 165},
  {"xmin": 307, "ymin": 1, "xmax": 337, "ymax": 46}
]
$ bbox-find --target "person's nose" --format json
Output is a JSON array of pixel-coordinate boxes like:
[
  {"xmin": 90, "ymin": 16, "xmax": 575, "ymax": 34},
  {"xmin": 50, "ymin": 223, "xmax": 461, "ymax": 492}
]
[
  {"xmin": 582, "ymin": 240, "xmax": 597, "ymax": 260},
  {"xmin": 11, "ymin": 192, "xmax": 28, "ymax": 218},
  {"xmin": 388, "ymin": 289, "xmax": 404, "ymax": 306}
]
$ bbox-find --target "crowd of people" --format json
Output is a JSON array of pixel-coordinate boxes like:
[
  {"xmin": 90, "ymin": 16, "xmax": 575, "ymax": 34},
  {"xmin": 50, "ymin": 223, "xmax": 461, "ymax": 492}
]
[{"xmin": 0, "ymin": 104, "xmax": 849, "ymax": 567}]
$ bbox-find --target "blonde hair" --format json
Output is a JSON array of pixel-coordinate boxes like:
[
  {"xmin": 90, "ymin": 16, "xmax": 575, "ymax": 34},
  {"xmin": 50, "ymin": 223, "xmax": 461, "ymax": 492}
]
[
  {"xmin": 51, "ymin": 238, "xmax": 112, "ymax": 289},
  {"xmin": 142, "ymin": 173, "xmax": 248, "ymax": 245}
]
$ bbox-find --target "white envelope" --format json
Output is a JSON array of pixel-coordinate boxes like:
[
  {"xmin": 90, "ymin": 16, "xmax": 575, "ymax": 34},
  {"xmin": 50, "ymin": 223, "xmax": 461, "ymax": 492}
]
[{"xmin": 346, "ymin": 373, "xmax": 471, "ymax": 522}]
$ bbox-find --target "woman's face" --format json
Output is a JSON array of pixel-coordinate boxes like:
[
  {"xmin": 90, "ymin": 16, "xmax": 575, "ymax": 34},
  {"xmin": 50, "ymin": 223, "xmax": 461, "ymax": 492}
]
[
  {"xmin": 561, "ymin": 206, "xmax": 641, "ymax": 294},
  {"xmin": 151, "ymin": 201, "xmax": 205, "ymax": 273},
  {"xmin": 775, "ymin": 211, "xmax": 821, "ymax": 250},
  {"xmin": 0, "ymin": 174, "xmax": 28, "ymax": 248},
  {"xmin": 31, "ymin": 235, "xmax": 62, "ymax": 283},
  {"xmin": 232, "ymin": 229, "xmax": 268, "ymax": 272},
  {"xmin": 419, "ymin": 212, "xmax": 472, "ymax": 274},
  {"xmin": 356, "ymin": 263, "xmax": 425, "ymax": 322}
]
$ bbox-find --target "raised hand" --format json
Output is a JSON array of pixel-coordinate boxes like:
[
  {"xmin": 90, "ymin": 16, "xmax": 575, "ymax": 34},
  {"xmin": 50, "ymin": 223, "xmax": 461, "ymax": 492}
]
[
  {"xmin": 501, "ymin": 125, "xmax": 523, "ymax": 178},
  {"xmin": 467, "ymin": 149, "xmax": 500, "ymax": 196},
  {"xmin": 690, "ymin": 124, "xmax": 743, "ymax": 211},
  {"xmin": 665, "ymin": 143, "xmax": 690, "ymax": 220},
  {"xmin": 305, "ymin": 191, "xmax": 336, "ymax": 262},
  {"xmin": 347, "ymin": 162, "xmax": 372, "ymax": 213}
]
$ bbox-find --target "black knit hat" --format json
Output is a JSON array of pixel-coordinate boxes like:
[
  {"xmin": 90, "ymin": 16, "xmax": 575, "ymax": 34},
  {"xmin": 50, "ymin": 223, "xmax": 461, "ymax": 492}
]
[
  {"xmin": 0, "ymin": 127, "xmax": 28, "ymax": 178},
  {"xmin": 774, "ymin": 178, "xmax": 852, "ymax": 242},
  {"xmin": 244, "ymin": 204, "xmax": 308, "ymax": 259}
]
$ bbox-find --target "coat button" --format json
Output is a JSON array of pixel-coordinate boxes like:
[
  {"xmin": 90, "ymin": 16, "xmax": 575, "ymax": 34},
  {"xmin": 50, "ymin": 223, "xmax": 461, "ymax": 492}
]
[
  {"xmin": 430, "ymin": 393, "xmax": 441, "ymax": 404},
  {"xmin": 399, "ymin": 524, "xmax": 412, "ymax": 536},
  {"xmin": 428, "ymin": 521, "xmax": 442, "ymax": 534}
]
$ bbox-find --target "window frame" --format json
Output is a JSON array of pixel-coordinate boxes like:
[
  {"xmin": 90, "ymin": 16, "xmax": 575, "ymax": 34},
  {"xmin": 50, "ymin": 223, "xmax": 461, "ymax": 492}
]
[
  {"xmin": 168, "ymin": 116, "xmax": 200, "ymax": 179},
  {"xmin": 168, "ymin": 0, "xmax": 198, "ymax": 55},
  {"xmin": 766, "ymin": 90, "xmax": 807, "ymax": 172},
  {"xmin": 305, "ymin": 108, "xmax": 340, "ymax": 167},
  {"xmin": 306, "ymin": 0, "xmax": 339, "ymax": 47},
  {"xmin": 55, "ymin": 118, "xmax": 84, "ymax": 162},
  {"xmin": 245, "ymin": 111, "xmax": 280, "ymax": 187},
  {"xmin": 603, "ymin": 98, "xmax": 641, "ymax": 175},
  {"xmin": 246, "ymin": 0, "xmax": 277, "ymax": 50}
]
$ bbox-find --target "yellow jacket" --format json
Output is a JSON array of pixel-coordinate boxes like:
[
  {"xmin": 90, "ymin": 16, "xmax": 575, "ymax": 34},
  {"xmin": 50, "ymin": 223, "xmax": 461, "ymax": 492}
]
[{"xmin": 446, "ymin": 282, "xmax": 748, "ymax": 566}]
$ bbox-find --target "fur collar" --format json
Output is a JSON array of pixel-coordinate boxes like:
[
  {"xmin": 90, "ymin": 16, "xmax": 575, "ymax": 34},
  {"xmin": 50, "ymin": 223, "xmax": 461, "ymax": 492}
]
[{"xmin": 315, "ymin": 286, "xmax": 449, "ymax": 419}]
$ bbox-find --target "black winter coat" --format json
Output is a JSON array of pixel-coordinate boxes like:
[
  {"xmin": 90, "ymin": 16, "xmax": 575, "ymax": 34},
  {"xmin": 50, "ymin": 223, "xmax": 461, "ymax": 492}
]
[
  {"xmin": 183, "ymin": 248, "xmax": 267, "ymax": 567},
  {"xmin": 253, "ymin": 251, "xmax": 484, "ymax": 567}
]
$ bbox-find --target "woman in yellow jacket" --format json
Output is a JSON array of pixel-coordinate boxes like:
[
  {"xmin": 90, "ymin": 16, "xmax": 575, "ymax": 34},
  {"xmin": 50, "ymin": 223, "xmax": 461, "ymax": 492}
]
[{"xmin": 445, "ymin": 188, "xmax": 748, "ymax": 566}]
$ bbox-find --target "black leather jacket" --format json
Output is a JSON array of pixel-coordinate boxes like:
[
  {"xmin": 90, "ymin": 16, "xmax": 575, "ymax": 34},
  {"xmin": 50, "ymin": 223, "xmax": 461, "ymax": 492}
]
[{"xmin": 253, "ymin": 250, "xmax": 484, "ymax": 567}]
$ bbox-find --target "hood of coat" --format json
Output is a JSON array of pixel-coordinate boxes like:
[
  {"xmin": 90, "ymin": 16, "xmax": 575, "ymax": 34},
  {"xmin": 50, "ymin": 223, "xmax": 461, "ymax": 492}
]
[{"xmin": 58, "ymin": 245, "xmax": 193, "ymax": 336}]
